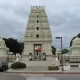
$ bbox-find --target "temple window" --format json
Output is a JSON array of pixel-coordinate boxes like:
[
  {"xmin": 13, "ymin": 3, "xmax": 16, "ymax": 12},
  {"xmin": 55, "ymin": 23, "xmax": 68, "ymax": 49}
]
[
  {"xmin": 37, "ymin": 15, "xmax": 39, "ymax": 17},
  {"xmin": 37, "ymin": 27, "xmax": 39, "ymax": 30},
  {"xmin": 37, "ymin": 20, "xmax": 39, "ymax": 23},
  {"xmin": 36, "ymin": 34, "xmax": 39, "ymax": 38}
]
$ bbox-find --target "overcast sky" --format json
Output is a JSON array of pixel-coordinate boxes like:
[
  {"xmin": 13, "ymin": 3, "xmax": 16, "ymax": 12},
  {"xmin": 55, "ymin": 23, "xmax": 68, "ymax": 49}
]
[{"xmin": 0, "ymin": 0, "xmax": 80, "ymax": 49}]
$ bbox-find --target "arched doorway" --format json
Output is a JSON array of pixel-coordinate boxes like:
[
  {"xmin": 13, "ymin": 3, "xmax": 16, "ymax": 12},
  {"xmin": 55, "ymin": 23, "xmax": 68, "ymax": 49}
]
[{"xmin": 34, "ymin": 44, "xmax": 42, "ymax": 60}]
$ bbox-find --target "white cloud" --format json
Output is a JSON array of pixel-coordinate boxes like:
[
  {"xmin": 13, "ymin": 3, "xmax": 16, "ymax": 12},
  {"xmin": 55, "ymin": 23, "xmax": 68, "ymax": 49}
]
[{"xmin": 0, "ymin": 0, "xmax": 80, "ymax": 48}]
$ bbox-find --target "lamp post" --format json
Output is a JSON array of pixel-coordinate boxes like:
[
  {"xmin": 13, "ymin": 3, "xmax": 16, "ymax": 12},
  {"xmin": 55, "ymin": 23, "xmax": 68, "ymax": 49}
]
[{"xmin": 56, "ymin": 37, "xmax": 64, "ymax": 71}]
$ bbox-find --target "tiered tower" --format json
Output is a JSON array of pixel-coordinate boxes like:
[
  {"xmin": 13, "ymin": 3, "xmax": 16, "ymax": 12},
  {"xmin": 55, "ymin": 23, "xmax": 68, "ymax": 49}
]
[{"xmin": 24, "ymin": 6, "xmax": 53, "ymax": 60}]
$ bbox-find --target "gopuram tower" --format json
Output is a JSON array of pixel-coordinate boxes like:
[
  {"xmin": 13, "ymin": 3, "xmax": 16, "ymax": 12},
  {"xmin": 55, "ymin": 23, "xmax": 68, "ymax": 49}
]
[{"xmin": 24, "ymin": 6, "xmax": 53, "ymax": 61}]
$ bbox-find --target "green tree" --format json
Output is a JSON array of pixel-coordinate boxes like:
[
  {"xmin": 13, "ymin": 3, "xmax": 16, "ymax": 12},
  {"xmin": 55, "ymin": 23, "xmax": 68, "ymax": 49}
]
[
  {"xmin": 19, "ymin": 42, "xmax": 24, "ymax": 57},
  {"xmin": 3, "ymin": 38, "xmax": 22, "ymax": 58},
  {"xmin": 70, "ymin": 33, "xmax": 80, "ymax": 47},
  {"xmin": 77, "ymin": 33, "xmax": 80, "ymax": 38},
  {"xmin": 51, "ymin": 46, "xmax": 56, "ymax": 55},
  {"xmin": 70, "ymin": 36, "xmax": 77, "ymax": 47},
  {"xmin": 62, "ymin": 49, "xmax": 69, "ymax": 54}
]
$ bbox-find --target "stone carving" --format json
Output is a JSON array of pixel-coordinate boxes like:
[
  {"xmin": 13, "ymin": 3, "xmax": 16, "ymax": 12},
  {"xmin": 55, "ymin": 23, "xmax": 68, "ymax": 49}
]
[
  {"xmin": 42, "ymin": 52, "xmax": 46, "ymax": 60},
  {"xmin": 29, "ymin": 52, "xmax": 32, "ymax": 61},
  {"xmin": 69, "ymin": 37, "xmax": 80, "ymax": 62},
  {"xmin": 15, "ymin": 56, "xmax": 19, "ymax": 62},
  {"xmin": 54, "ymin": 57, "xmax": 60, "ymax": 67}
]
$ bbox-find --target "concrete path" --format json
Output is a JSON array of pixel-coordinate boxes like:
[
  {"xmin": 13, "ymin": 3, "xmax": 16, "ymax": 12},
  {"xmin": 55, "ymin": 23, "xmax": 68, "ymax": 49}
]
[{"xmin": 7, "ymin": 59, "xmax": 80, "ymax": 73}]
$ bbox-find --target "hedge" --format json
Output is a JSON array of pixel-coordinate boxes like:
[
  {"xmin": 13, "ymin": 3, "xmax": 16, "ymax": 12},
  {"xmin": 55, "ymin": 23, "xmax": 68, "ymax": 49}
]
[
  {"xmin": 48, "ymin": 66, "xmax": 59, "ymax": 70},
  {"xmin": 11, "ymin": 62, "xmax": 26, "ymax": 69}
]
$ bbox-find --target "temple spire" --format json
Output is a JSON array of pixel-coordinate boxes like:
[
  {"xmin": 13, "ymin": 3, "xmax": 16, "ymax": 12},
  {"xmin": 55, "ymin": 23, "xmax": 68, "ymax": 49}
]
[{"xmin": 24, "ymin": 6, "xmax": 52, "ymax": 61}]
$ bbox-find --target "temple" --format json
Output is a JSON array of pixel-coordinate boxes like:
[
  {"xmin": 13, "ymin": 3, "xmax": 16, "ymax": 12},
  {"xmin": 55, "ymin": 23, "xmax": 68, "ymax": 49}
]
[
  {"xmin": 23, "ymin": 6, "xmax": 53, "ymax": 61},
  {"xmin": 69, "ymin": 37, "xmax": 80, "ymax": 62}
]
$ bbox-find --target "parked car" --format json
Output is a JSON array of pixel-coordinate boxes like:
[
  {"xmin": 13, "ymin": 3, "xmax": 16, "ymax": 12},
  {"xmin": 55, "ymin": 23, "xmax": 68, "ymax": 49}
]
[{"xmin": 0, "ymin": 61, "xmax": 8, "ymax": 71}]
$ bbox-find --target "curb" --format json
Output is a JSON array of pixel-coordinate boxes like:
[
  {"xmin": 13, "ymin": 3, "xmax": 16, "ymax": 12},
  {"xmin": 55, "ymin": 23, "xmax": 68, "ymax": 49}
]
[{"xmin": 6, "ymin": 71, "xmax": 80, "ymax": 74}]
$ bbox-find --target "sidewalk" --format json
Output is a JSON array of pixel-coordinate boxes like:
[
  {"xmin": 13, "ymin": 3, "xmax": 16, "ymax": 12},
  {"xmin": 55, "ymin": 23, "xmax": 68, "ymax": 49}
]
[
  {"xmin": 7, "ymin": 61, "xmax": 80, "ymax": 74},
  {"xmin": 6, "ymin": 71, "xmax": 80, "ymax": 74},
  {"xmin": 6, "ymin": 66, "xmax": 80, "ymax": 74}
]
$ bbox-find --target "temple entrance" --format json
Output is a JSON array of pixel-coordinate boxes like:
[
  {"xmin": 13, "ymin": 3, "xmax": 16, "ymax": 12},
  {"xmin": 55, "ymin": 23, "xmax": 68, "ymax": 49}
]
[{"xmin": 34, "ymin": 44, "xmax": 42, "ymax": 60}]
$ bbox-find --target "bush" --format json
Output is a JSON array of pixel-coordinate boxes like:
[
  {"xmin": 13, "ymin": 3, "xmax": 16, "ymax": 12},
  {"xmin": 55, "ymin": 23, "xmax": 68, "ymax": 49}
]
[
  {"xmin": 48, "ymin": 66, "xmax": 59, "ymax": 70},
  {"xmin": 11, "ymin": 62, "xmax": 26, "ymax": 69}
]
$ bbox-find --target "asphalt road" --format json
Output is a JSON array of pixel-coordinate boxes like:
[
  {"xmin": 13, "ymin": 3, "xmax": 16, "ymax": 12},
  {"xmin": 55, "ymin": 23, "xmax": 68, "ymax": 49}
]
[
  {"xmin": 0, "ymin": 73, "xmax": 25, "ymax": 80},
  {"xmin": 22, "ymin": 74, "xmax": 80, "ymax": 80},
  {"xmin": 45, "ymin": 74, "xmax": 80, "ymax": 80},
  {"xmin": 1, "ymin": 73, "xmax": 80, "ymax": 80}
]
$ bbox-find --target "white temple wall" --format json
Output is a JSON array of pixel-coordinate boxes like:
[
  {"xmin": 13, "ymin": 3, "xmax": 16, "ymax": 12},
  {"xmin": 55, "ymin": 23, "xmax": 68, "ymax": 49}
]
[
  {"xmin": 42, "ymin": 42, "xmax": 52, "ymax": 55},
  {"xmin": 0, "ymin": 49, "xmax": 7, "ymax": 56},
  {"xmin": 71, "ymin": 49, "xmax": 80, "ymax": 55},
  {"xmin": 24, "ymin": 42, "xmax": 33, "ymax": 56}
]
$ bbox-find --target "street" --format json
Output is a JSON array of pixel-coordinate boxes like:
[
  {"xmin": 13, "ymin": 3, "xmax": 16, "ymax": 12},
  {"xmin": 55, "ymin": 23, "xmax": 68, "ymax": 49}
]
[
  {"xmin": 0, "ymin": 73, "xmax": 25, "ymax": 80},
  {"xmin": 44, "ymin": 74, "xmax": 80, "ymax": 80},
  {"xmin": 21, "ymin": 73, "xmax": 80, "ymax": 80},
  {"xmin": 1, "ymin": 73, "xmax": 80, "ymax": 80}
]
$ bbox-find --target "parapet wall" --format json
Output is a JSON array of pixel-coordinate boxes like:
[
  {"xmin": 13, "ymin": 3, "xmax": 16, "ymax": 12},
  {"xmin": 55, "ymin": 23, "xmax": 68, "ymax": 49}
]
[{"xmin": 31, "ymin": 6, "xmax": 45, "ymax": 9}]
